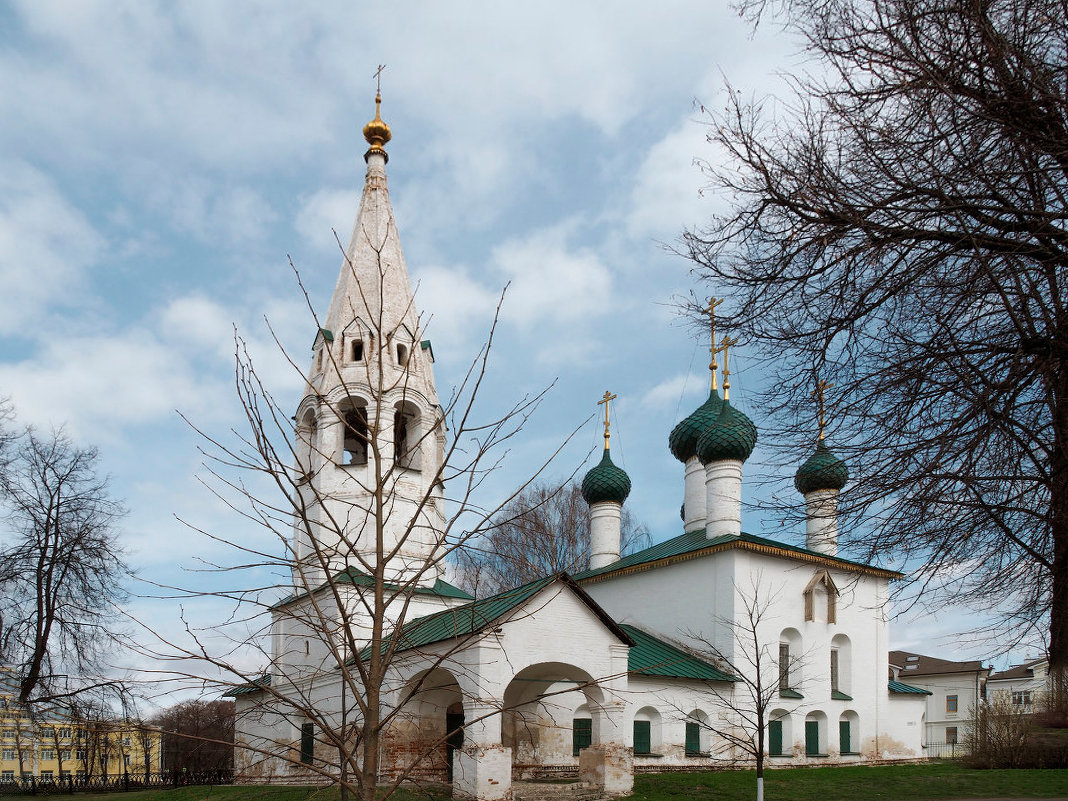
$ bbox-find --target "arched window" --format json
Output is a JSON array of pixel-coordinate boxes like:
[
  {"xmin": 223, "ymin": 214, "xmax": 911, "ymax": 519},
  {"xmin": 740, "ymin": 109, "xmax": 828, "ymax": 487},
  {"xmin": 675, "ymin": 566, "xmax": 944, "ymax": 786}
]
[
  {"xmin": 351, "ymin": 339, "xmax": 364, "ymax": 362},
  {"xmin": 779, "ymin": 628, "xmax": 803, "ymax": 696},
  {"xmin": 804, "ymin": 711, "xmax": 827, "ymax": 757},
  {"xmin": 393, "ymin": 402, "xmax": 421, "ymax": 470},
  {"xmin": 396, "ymin": 342, "xmax": 408, "ymax": 365},
  {"xmin": 768, "ymin": 709, "xmax": 792, "ymax": 757},
  {"xmin": 839, "ymin": 710, "xmax": 859, "ymax": 755},
  {"xmin": 339, "ymin": 402, "xmax": 369, "ymax": 466},
  {"xmin": 804, "ymin": 570, "xmax": 839, "ymax": 622},
  {"xmin": 685, "ymin": 710, "xmax": 709, "ymax": 757},
  {"xmin": 633, "ymin": 707, "xmax": 661, "ymax": 755},
  {"xmin": 831, "ymin": 633, "xmax": 853, "ymax": 697},
  {"xmin": 572, "ymin": 704, "xmax": 592, "ymax": 757}
]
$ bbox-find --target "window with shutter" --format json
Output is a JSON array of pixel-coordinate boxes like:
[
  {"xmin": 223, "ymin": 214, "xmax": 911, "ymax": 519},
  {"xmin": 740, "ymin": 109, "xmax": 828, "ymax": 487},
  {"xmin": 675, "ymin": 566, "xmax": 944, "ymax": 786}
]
[
  {"xmin": 805, "ymin": 720, "xmax": 820, "ymax": 756},
  {"xmin": 769, "ymin": 720, "xmax": 783, "ymax": 756},
  {"xmin": 839, "ymin": 720, "xmax": 851, "ymax": 753},
  {"xmin": 300, "ymin": 723, "xmax": 314, "ymax": 765},
  {"xmin": 685, "ymin": 722, "xmax": 701, "ymax": 756},
  {"xmin": 572, "ymin": 719, "xmax": 592, "ymax": 757},
  {"xmin": 633, "ymin": 720, "xmax": 651, "ymax": 755}
]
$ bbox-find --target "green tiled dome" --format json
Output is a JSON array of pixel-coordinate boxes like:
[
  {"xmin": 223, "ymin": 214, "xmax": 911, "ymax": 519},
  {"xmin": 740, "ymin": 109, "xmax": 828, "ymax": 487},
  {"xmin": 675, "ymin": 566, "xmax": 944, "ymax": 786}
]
[
  {"xmin": 794, "ymin": 440, "xmax": 849, "ymax": 494},
  {"xmin": 696, "ymin": 401, "xmax": 758, "ymax": 464},
  {"xmin": 581, "ymin": 448, "xmax": 632, "ymax": 505},
  {"xmin": 668, "ymin": 389, "xmax": 723, "ymax": 462}
]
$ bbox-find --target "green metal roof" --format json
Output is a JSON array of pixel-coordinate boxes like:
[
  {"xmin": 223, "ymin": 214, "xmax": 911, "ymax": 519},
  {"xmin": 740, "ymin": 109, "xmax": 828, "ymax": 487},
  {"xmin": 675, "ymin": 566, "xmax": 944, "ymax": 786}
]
[
  {"xmin": 225, "ymin": 674, "xmax": 271, "ymax": 697},
  {"xmin": 359, "ymin": 573, "xmax": 633, "ymax": 661},
  {"xmin": 889, "ymin": 679, "xmax": 932, "ymax": 695},
  {"xmin": 621, "ymin": 625, "xmax": 735, "ymax": 682},
  {"xmin": 272, "ymin": 568, "xmax": 473, "ymax": 609},
  {"xmin": 831, "ymin": 689, "xmax": 853, "ymax": 701},
  {"xmin": 573, "ymin": 529, "xmax": 901, "ymax": 582},
  {"xmin": 317, "ymin": 328, "xmax": 334, "ymax": 342},
  {"xmin": 779, "ymin": 688, "xmax": 804, "ymax": 699}
]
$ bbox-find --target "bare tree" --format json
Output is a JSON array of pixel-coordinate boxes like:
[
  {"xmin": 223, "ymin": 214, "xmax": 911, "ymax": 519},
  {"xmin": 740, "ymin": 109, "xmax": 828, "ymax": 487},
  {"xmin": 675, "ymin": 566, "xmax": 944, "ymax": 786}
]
[
  {"xmin": 0, "ymin": 426, "xmax": 128, "ymax": 704},
  {"xmin": 686, "ymin": 580, "xmax": 802, "ymax": 801},
  {"xmin": 151, "ymin": 699, "xmax": 234, "ymax": 773},
  {"xmin": 456, "ymin": 481, "xmax": 649, "ymax": 594},
  {"xmin": 135, "ymin": 216, "xmax": 582, "ymax": 801},
  {"xmin": 686, "ymin": 0, "xmax": 1068, "ymax": 685}
]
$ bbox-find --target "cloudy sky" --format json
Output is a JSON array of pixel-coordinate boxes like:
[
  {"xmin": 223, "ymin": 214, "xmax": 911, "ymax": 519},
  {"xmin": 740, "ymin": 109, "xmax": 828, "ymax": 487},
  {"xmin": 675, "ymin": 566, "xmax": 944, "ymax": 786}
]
[{"xmin": 0, "ymin": 1, "xmax": 1028, "ymax": 686}]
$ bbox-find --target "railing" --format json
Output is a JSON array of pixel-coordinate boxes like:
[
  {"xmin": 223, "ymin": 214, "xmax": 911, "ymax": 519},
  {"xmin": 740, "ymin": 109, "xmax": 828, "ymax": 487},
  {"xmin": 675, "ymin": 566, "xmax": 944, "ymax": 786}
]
[
  {"xmin": 923, "ymin": 740, "xmax": 966, "ymax": 759},
  {"xmin": 0, "ymin": 769, "xmax": 233, "ymax": 795}
]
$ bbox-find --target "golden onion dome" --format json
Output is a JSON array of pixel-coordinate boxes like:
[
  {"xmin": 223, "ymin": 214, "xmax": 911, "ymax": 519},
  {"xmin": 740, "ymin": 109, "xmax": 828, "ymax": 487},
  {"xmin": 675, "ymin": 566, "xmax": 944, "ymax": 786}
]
[{"xmin": 362, "ymin": 91, "xmax": 392, "ymax": 152}]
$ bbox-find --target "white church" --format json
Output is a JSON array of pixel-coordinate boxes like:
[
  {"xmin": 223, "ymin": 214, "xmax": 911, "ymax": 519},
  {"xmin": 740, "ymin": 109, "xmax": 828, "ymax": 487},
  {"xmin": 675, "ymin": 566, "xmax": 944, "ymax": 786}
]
[{"xmin": 230, "ymin": 96, "xmax": 931, "ymax": 799}]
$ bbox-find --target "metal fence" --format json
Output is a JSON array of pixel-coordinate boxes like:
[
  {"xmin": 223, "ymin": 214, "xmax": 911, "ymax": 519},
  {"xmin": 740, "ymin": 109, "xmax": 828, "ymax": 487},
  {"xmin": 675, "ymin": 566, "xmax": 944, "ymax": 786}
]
[
  {"xmin": 0, "ymin": 770, "xmax": 233, "ymax": 795},
  {"xmin": 923, "ymin": 740, "xmax": 967, "ymax": 759}
]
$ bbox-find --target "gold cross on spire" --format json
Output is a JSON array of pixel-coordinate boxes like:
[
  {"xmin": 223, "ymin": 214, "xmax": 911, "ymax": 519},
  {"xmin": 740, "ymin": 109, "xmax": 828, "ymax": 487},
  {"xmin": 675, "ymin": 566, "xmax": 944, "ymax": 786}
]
[
  {"xmin": 718, "ymin": 336, "xmax": 737, "ymax": 400},
  {"xmin": 372, "ymin": 64, "xmax": 387, "ymax": 94},
  {"xmin": 813, "ymin": 379, "xmax": 834, "ymax": 441},
  {"xmin": 598, "ymin": 390, "xmax": 618, "ymax": 450},
  {"xmin": 705, "ymin": 297, "xmax": 724, "ymax": 391}
]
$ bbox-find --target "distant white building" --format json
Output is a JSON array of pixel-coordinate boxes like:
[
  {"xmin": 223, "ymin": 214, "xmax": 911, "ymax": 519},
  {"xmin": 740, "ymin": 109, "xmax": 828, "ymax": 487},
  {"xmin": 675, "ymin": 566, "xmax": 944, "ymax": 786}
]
[
  {"xmin": 987, "ymin": 658, "xmax": 1050, "ymax": 711},
  {"xmin": 230, "ymin": 96, "xmax": 930, "ymax": 800},
  {"xmin": 888, "ymin": 651, "xmax": 990, "ymax": 750}
]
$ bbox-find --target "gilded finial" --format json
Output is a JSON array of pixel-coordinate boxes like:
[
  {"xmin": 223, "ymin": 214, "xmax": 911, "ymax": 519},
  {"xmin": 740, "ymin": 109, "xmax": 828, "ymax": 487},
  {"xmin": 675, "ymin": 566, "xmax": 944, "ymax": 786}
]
[
  {"xmin": 813, "ymin": 379, "xmax": 833, "ymax": 441},
  {"xmin": 705, "ymin": 297, "xmax": 724, "ymax": 391},
  {"xmin": 718, "ymin": 336, "xmax": 737, "ymax": 400},
  {"xmin": 598, "ymin": 390, "xmax": 618, "ymax": 450},
  {"xmin": 363, "ymin": 65, "xmax": 392, "ymax": 156}
]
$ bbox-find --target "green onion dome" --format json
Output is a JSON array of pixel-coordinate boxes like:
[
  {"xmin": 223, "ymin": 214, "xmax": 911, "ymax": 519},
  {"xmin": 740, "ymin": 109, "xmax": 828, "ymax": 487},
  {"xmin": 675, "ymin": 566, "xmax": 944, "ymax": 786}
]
[
  {"xmin": 668, "ymin": 389, "xmax": 723, "ymax": 463},
  {"xmin": 794, "ymin": 440, "xmax": 849, "ymax": 494},
  {"xmin": 581, "ymin": 448, "xmax": 632, "ymax": 505},
  {"xmin": 695, "ymin": 400, "xmax": 758, "ymax": 464}
]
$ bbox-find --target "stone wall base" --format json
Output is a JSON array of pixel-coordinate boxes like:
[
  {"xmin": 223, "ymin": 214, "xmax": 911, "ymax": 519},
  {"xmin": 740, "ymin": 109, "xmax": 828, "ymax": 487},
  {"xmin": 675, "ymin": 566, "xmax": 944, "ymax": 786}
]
[
  {"xmin": 579, "ymin": 745, "xmax": 633, "ymax": 797},
  {"xmin": 454, "ymin": 744, "xmax": 513, "ymax": 801}
]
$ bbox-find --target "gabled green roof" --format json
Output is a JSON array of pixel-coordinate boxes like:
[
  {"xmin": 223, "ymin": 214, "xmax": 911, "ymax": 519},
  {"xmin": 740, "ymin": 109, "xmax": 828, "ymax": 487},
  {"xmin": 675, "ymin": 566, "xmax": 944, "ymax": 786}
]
[
  {"xmin": 622, "ymin": 625, "xmax": 736, "ymax": 682},
  {"xmin": 888, "ymin": 679, "xmax": 932, "ymax": 695},
  {"xmin": 272, "ymin": 568, "xmax": 473, "ymax": 609},
  {"xmin": 359, "ymin": 573, "xmax": 633, "ymax": 661},
  {"xmin": 573, "ymin": 529, "xmax": 901, "ymax": 582},
  {"xmin": 225, "ymin": 674, "xmax": 271, "ymax": 697}
]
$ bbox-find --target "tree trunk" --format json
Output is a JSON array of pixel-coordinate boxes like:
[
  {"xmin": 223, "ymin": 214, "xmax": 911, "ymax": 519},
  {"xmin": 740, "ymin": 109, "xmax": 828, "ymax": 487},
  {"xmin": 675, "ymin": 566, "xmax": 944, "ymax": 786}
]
[{"xmin": 1048, "ymin": 363, "xmax": 1068, "ymax": 710}]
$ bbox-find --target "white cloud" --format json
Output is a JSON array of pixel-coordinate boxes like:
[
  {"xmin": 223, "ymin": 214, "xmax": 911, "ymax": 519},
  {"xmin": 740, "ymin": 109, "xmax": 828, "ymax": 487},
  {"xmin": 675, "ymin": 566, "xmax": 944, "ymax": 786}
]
[
  {"xmin": 295, "ymin": 188, "xmax": 358, "ymax": 254},
  {"xmin": 640, "ymin": 373, "xmax": 706, "ymax": 412},
  {"xmin": 0, "ymin": 161, "xmax": 104, "ymax": 334},
  {"xmin": 490, "ymin": 227, "xmax": 612, "ymax": 330}
]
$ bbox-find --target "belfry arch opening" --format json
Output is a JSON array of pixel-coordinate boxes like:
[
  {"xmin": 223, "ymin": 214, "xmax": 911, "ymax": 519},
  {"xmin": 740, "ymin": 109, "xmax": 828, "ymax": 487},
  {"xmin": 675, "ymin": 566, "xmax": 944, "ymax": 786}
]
[{"xmin": 338, "ymin": 400, "xmax": 369, "ymax": 466}]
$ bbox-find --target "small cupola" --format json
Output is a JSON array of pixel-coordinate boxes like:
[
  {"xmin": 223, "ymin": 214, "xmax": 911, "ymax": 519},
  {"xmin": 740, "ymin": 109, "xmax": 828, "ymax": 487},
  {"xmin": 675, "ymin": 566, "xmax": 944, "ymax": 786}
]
[
  {"xmin": 797, "ymin": 379, "xmax": 847, "ymax": 555},
  {"xmin": 795, "ymin": 440, "xmax": 849, "ymax": 494},
  {"xmin": 696, "ymin": 401, "xmax": 758, "ymax": 464},
  {"xmin": 669, "ymin": 389, "xmax": 723, "ymax": 463},
  {"xmin": 582, "ymin": 391, "xmax": 631, "ymax": 569},
  {"xmin": 581, "ymin": 449, "xmax": 632, "ymax": 506}
]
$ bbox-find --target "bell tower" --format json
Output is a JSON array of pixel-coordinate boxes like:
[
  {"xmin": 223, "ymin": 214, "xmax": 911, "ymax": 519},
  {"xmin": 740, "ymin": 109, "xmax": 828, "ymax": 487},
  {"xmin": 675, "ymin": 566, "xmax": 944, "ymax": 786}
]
[{"xmin": 291, "ymin": 91, "xmax": 446, "ymax": 588}]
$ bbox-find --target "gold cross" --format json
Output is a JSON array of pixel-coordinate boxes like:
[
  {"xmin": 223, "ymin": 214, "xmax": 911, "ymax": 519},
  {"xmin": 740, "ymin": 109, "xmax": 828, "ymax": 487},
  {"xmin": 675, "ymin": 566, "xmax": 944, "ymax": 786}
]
[
  {"xmin": 813, "ymin": 379, "xmax": 834, "ymax": 441},
  {"xmin": 372, "ymin": 64, "xmax": 387, "ymax": 93},
  {"xmin": 718, "ymin": 336, "xmax": 737, "ymax": 400},
  {"xmin": 598, "ymin": 390, "xmax": 617, "ymax": 449},
  {"xmin": 705, "ymin": 297, "xmax": 724, "ymax": 390}
]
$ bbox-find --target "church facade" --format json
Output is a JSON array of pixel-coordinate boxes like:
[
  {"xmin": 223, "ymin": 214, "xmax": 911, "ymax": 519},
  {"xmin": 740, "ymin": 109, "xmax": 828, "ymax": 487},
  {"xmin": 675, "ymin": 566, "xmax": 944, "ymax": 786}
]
[{"xmin": 230, "ymin": 97, "xmax": 930, "ymax": 800}]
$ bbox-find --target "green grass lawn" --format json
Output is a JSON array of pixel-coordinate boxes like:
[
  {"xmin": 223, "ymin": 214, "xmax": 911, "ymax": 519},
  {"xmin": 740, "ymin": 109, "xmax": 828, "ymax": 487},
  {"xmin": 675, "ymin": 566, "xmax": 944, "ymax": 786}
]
[
  {"xmin": 4, "ymin": 764, "xmax": 1068, "ymax": 801},
  {"xmin": 632, "ymin": 763, "xmax": 1068, "ymax": 800}
]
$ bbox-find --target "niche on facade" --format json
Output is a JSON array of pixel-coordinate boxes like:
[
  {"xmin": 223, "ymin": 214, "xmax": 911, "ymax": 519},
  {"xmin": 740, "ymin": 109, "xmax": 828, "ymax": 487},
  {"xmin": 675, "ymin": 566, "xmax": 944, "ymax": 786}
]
[{"xmin": 803, "ymin": 570, "xmax": 839, "ymax": 623}]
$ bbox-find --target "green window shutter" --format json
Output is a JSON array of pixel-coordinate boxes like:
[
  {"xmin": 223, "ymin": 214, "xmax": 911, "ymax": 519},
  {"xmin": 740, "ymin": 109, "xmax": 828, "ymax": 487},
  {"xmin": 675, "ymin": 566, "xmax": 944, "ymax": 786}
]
[
  {"xmin": 300, "ymin": 723, "xmax": 314, "ymax": 764},
  {"xmin": 685, "ymin": 722, "xmax": 700, "ymax": 756},
  {"xmin": 573, "ymin": 719, "xmax": 592, "ymax": 757},
  {"xmin": 839, "ymin": 720, "xmax": 850, "ymax": 754},
  {"xmin": 769, "ymin": 720, "xmax": 783, "ymax": 756},
  {"xmin": 805, "ymin": 720, "xmax": 819, "ymax": 756},
  {"xmin": 633, "ymin": 720, "xmax": 651, "ymax": 755}
]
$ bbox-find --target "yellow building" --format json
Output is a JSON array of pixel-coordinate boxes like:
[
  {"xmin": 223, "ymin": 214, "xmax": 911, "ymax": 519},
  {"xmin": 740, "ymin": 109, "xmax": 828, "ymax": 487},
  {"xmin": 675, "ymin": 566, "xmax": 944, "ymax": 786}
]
[{"xmin": 0, "ymin": 694, "xmax": 161, "ymax": 782}]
